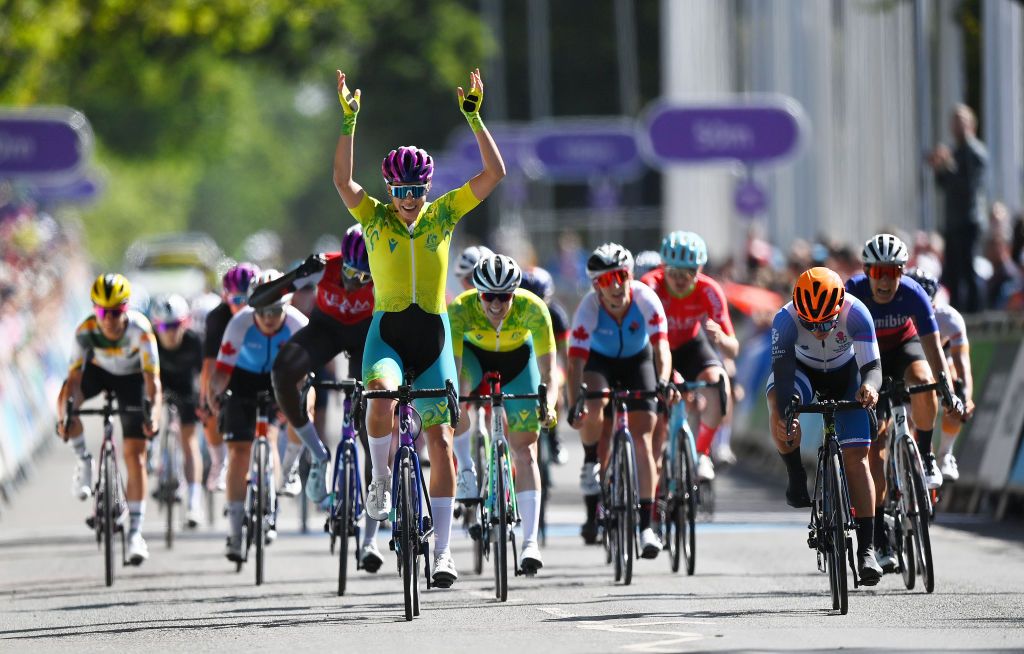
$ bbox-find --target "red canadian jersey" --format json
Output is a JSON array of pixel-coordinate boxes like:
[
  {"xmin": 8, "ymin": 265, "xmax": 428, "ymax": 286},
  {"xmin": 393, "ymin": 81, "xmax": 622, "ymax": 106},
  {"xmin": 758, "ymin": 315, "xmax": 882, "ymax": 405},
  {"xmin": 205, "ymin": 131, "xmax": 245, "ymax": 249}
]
[
  {"xmin": 640, "ymin": 268, "xmax": 734, "ymax": 349},
  {"xmin": 316, "ymin": 254, "xmax": 375, "ymax": 325}
]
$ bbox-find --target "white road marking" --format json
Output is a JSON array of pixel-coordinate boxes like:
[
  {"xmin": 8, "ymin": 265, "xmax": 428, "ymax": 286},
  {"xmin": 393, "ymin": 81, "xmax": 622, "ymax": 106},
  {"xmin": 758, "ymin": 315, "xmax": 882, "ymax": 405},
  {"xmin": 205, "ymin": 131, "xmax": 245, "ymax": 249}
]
[
  {"xmin": 536, "ymin": 606, "xmax": 576, "ymax": 618},
  {"xmin": 578, "ymin": 621, "xmax": 707, "ymax": 653}
]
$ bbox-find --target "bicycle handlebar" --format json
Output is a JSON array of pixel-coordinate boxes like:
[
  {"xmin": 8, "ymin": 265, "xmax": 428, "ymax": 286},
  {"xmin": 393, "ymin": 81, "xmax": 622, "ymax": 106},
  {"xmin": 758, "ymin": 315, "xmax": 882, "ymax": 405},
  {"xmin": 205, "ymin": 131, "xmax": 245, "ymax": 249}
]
[
  {"xmin": 878, "ymin": 372, "xmax": 958, "ymax": 413},
  {"xmin": 785, "ymin": 395, "xmax": 878, "ymax": 442},
  {"xmin": 63, "ymin": 394, "xmax": 153, "ymax": 435},
  {"xmin": 459, "ymin": 383, "xmax": 550, "ymax": 425},
  {"xmin": 568, "ymin": 383, "xmax": 667, "ymax": 427},
  {"xmin": 361, "ymin": 379, "xmax": 461, "ymax": 429},
  {"xmin": 674, "ymin": 376, "xmax": 728, "ymax": 416}
]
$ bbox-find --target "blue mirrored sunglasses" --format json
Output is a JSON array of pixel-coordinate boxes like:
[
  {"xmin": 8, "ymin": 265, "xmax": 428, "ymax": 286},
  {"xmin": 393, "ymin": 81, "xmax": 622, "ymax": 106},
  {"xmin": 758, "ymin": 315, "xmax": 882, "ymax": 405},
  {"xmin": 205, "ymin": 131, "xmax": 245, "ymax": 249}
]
[
  {"xmin": 798, "ymin": 316, "xmax": 839, "ymax": 334},
  {"xmin": 389, "ymin": 184, "xmax": 429, "ymax": 200}
]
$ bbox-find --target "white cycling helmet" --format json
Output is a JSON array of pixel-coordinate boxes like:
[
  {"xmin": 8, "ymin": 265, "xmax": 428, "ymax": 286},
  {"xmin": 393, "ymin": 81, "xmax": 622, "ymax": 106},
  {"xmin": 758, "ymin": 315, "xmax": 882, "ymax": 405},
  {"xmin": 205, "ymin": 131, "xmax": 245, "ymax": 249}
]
[
  {"xmin": 862, "ymin": 233, "xmax": 909, "ymax": 265},
  {"xmin": 149, "ymin": 293, "xmax": 190, "ymax": 324},
  {"xmin": 586, "ymin": 242, "xmax": 634, "ymax": 279},
  {"xmin": 454, "ymin": 245, "xmax": 494, "ymax": 280},
  {"xmin": 473, "ymin": 254, "xmax": 522, "ymax": 293}
]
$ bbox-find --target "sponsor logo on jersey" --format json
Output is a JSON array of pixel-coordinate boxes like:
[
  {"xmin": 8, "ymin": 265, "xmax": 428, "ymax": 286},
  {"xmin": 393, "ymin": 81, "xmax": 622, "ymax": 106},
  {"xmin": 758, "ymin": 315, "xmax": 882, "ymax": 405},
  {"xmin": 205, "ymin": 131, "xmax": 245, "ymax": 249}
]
[
  {"xmin": 835, "ymin": 331, "xmax": 847, "ymax": 345},
  {"xmin": 874, "ymin": 314, "xmax": 912, "ymax": 329},
  {"xmin": 321, "ymin": 291, "xmax": 371, "ymax": 316},
  {"xmin": 572, "ymin": 325, "xmax": 590, "ymax": 342},
  {"xmin": 220, "ymin": 342, "xmax": 237, "ymax": 356},
  {"xmin": 388, "ymin": 238, "xmax": 398, "ymax": 253},
  {"xmin": 425, "ymin": 233, "xmax": 440, "ymax": 252},
  {"xmin": 628, "ymin": 320, "xmax": 640, "ymax": 333}
]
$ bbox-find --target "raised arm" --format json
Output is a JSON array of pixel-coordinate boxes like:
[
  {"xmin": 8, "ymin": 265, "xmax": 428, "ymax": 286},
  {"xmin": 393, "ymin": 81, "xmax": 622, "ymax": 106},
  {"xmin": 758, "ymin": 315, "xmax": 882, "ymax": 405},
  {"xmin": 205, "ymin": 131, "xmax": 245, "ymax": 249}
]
[
  {"xmin": 458, "ymin": 68, "xmax": 506, "ymax": 202},
  {"xmin": 332, "ymin": 70, "xmax": 366, "ymax": 209}
]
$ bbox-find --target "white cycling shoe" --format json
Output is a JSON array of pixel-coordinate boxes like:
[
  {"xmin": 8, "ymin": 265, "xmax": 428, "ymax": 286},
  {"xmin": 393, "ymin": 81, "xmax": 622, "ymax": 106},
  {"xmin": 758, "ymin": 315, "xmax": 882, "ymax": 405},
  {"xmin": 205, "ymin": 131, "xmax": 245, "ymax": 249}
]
[
  {"xmin": 520, "ymin": 542, "xmax": 543, "ymax": 574},
  {"xmin": 455, "ymin": 468, "xmax": 478, "ymax": 501},
  {"xmin": 940, "ymin": 452, "xmax": 960, "ymax": 482},
  {"xmin": 432, "ymin": 550, "xmax": 458, "ymax": 588},
  {"xmin": 186, "ymin": 506, "xmax": 205, "ymax": 529},
  {"xmin": 923, "ymin": 454, "xmax": 943, "ymax": 490},
  {"xmin": 360, "ymin": 541, "xmax": 384, "ymax": 573},
  {"xmin": 72, "ymin": 455, "xmax": 93, "ymax": 501},
  {"xmin": 127, "ymin": 532, "xmax": 149, "ymax": 566},
  {"xmin": 278, "ymin": 466, "xmax": 303, "ymax": 498},
  {"xmin": 640, "ymin": 528, "xmax": 662, "ymax": 559},
  {"xmin": 697, "ymin": 454, "xmax": 716, "ymax": 482},
  {"xmin": 206, "ymin": 459, "xmax": 227, "ymax": 493},
  {"xmin": 366, "ymin": 474, "xmax": 392, "ymax": 521}
]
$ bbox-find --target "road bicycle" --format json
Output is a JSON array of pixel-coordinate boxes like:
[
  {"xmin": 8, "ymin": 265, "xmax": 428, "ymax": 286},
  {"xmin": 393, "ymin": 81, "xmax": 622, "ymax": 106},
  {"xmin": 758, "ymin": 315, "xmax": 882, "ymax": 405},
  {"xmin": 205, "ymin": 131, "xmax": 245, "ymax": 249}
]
[
  {"xmin": 570, "ymin": 384, "xmax": 666, "ymax": 586},
  {"xmin": 786, "ymin": 396, "xmax": 875, "ymax": 615},
  {"xmin": 150, "ymin": 392, "xmax": 186, "ymax": 549},
  {"xmin": 658, "ymin": 376, "xmax": 727, "ymax": 575},
  {"xmin": 878, "ymin": 374, "xmax": 952, "ymax": 594},
  {"xmin": 306, "ymin": 375, "xmax": 368, "ymax": 596},
  {"xmin": 360, "ymin": 376, "xmax": 460, "ymax": 621},
  {"xmin": 64, "ymin": 390, "xmax": 150, "ymax": 587},
  {"xmin": 460, "ymin": 372, "xmax": 548, "ymax": 601}
]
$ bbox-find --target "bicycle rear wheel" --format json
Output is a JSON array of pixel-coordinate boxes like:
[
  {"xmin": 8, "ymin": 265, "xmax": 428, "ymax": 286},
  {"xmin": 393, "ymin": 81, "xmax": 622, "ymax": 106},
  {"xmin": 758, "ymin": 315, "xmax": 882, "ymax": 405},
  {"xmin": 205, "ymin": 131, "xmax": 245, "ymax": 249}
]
[
  {"xmin": 102, "ymin": 448, "xmax": 116, "ymax": 587},
  {"xmin": 681, "ymin": 434, "xmax": 697, "ymax": 576},
  {"xmin": 254, "ymin": 440, "xmax": 266, "ymax": 586},
  {"xmin": 493, "ymin": 441, "xmax": 509, "ymax": 601},
  {"xmin": 826, "ymin": 450, "xmax": 848, "ymax": 615},
  {"xmin": 907, "ymin": 447, "xmax": 935, "ymax": 593},
  {"xmin": 400, "ymin": 454, "xmax": 416, "ymax": 621}
]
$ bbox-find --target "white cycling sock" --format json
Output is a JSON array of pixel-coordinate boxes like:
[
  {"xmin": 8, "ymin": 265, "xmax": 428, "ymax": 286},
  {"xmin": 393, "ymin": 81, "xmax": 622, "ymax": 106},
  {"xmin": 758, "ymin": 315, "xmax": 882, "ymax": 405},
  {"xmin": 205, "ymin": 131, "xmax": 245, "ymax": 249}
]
[
  {"xmin": 452, "ymin": 432, "xmax": 474, "ymax": 472},
  {"xmin": 518, "ymin": 490, "xmax": 540, "ymax": 548},
  {"xmin": 227, "ymin": 501, "xmax": 244, "ymax": 540},
  {"xmin": 368, "ymin": 434, "xmax": 393, "ymax": 478},
  {"xmin": 940, "ymin": 432, "xmax": 957, "ymax": 458},
  {"xmin": 210, "ymin": 442, "xmax": 227, "ymax": 468},
  {"xmin": 128, "ymin": 501, "xmax": 145, "ymax": 536},
  {"xmin": 282, "ymin": 440, "xmax": 304, "ymax": 475},
  {"xmin": 431, "ymin": 496, "xmax": 454, "ymax": 555},
  {"xmin": 294, "ymin": 421, "xmax": 329, "ymax": 462},
  {"xmin": 188, "ymin": 483, "xmax": 202, "ymax": 511},
  {"xmin": 70, "ymin": 435, "xmax": 88, "ymax": 458},
  {"xmin": 714, "ymin": 423, "xmax": 732, "ymax": 448},
  {"xmin": 363, "ymin": 512, "xmax": 380, "ymax": 545}
]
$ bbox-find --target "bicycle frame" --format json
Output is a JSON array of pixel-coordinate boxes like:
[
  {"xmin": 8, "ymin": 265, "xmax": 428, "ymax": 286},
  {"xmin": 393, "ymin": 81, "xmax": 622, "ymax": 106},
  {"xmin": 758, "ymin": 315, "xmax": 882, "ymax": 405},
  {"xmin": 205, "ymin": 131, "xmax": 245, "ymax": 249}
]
[{"xmin": 239, "ymin": 391, "xmax": 277, "ymax": 585}]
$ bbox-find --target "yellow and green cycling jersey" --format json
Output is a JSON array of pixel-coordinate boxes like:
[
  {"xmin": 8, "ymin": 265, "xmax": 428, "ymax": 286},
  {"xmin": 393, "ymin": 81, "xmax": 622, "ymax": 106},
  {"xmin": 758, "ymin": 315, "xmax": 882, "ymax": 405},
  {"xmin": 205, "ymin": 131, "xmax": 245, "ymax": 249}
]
[
  {"xmin": 348, "ymin": 182, "xmax": 481, "ymax": 314},
  {"xmin": 448, "ymin": 288, "xmax": 555, "ymax": 359}
]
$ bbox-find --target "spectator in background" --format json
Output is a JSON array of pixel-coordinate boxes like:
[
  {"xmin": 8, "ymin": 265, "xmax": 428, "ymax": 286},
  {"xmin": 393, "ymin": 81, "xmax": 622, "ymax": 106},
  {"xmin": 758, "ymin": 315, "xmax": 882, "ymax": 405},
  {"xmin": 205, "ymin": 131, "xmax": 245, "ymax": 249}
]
[
  {"xmin": 928, "ymin": 103, "xmax": 988, "ymax": 313},
  {"xmin": 982, "ymin": 202, "xmax": 1021, "ymax": 309}
]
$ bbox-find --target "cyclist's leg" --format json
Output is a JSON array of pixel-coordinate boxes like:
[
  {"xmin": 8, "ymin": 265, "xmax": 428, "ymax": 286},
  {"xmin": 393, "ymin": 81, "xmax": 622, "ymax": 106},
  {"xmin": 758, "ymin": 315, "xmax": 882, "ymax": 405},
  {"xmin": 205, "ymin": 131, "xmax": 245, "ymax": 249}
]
[
  {"xmin": 175, "ymin": 394, "xmax": 204, "ymax": 517},
  {"xmin": 223, "ymin": 388, "xmax": 257, "ymax": 552},
  {"xmin": 64, "ymin": 366, "xmax": 102, "ymax": 498},
  {"xmin": 577, "ymin": 362, "xmax": 611, "ymax": 541},
  {"xmin": 114, "ymin": 373, "xmax": 149, "ymax": 537},
  {"xmin": 939, "ymin": 375, "xmax": 964, "ymax": 479},
  {"xmin": 620, "ymin": 346, "xmax": 660, "ymax": 535},
  {"xmin": 506, "ymin": 357, "xmax": 543, "ymax": 549},
  {"xmin": 452, "ymin": 347, "xmax": 483, "ymax": 487},
  {"xmin": 362, "ymin": 312, "xmax": 402, "ymax": 482},
  {"xmin": 765, "ymin": 367, "xmax": 813, "ymax": 506}
]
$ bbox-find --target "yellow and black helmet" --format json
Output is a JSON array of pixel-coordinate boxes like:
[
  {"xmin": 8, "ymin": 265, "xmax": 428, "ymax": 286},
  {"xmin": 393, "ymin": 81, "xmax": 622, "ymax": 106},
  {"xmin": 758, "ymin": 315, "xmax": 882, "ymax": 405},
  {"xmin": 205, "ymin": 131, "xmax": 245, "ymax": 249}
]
[{"xmin": 90, "ymin": 274, "xmax": 131, "ymax": 308}]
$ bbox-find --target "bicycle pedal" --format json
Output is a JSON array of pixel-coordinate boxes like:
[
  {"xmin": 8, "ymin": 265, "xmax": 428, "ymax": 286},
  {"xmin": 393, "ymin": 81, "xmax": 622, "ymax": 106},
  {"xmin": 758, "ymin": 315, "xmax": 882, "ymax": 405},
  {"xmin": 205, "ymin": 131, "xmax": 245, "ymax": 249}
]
[
  {"xmin": 85, "ymin": 516, "xmax": 96, "ymax": 530},
  {"xmin": 422, "ymin": 516, "xmax": 432, "ymax": 532},
  {"xmin": 388, "ymin": 538, "xmax": 395, "ymax": 551},
  {"xmin": 468, "ymin": 524, "xmax": 482, "ymax": 541}
]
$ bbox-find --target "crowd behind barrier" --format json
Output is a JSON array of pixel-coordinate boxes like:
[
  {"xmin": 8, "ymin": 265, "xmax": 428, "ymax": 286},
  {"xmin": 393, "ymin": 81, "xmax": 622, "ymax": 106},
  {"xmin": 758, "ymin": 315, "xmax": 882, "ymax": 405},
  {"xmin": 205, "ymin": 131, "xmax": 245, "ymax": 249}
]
[{"xmin": 0, "ymin": 199, "xmax": 89, "ymax": 495}]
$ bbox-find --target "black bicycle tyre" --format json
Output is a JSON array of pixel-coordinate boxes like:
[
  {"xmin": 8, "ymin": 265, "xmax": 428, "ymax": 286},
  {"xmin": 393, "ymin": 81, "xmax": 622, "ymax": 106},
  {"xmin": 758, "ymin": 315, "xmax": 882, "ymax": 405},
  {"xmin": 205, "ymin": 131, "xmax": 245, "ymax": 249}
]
[
  {"xmin": 610, "ymin": 443, "xmax": 622, "ymax": 581},
  {"xmin": 337, "ymin": 444, "xmax": 353, "ymax": 596},
  {"xmin": 829, "ymin": 450, "xmax": 849, "ymax": 615},
  {"xmin": 660, "ymin": 452, "xmax": 679, "ymax": 573},
  {"xmin": 538, "ymin": 427, "xmax": 549, "ymax": 547},
  {"xmin": 255, "ymin": 440, "xmax": 266, "ymax": 586},
  {"xmin": 103, "ymin": 448, "xmax": 115, "ymax": 587},
  {"xmin": 474, "ymin": 429, "xmax": 487, "ymax": 575},
  {"xmin": 681, "ymin": 435, "xmax": 697, "ymax": 576},
  {"xmin": 494, "ymin": 441, "xmax": 509, "ymax": 602},
  {"xmin": 896, "ymin": 449, "xmax": 916, "ymax": 590},
  {"xmin": 400, "ymin": 455, "xmax": 416, "ymax": 621},
  {"xmin": 909, "ymin": 451, "xmax": 935, "ymax": 593},
  {"xmin": 621, "ymin": 437, "xmax": 637, "ymax": 586}
]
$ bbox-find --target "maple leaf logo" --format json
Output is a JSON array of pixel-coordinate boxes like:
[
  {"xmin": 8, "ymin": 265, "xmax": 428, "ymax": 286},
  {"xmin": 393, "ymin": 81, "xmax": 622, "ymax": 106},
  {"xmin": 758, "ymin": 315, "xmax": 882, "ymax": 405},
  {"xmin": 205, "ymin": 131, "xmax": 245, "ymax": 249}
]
[
  {"xmin": 648, "ymin": 313, "xmax": 663, "ymax": 326},
  {"xmin": 572, "ymin": 325, "xmax": 590, "ymax": 341},
  {"xmin": 220, "ymin": 342, "xmax": 238, "ymax": 356},
  {"xmin": 629, "ymin": 320, "xmax": 640, "ymax": 332}
]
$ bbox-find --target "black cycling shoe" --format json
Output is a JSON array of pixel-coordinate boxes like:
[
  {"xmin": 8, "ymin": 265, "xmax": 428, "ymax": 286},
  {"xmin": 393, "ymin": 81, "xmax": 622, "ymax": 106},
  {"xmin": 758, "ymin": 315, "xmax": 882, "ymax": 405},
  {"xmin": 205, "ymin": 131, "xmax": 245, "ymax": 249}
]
[
  {"xmin": 858, "ymin": 548, "xmax": 882, "ymax": 586},
  {"xmin": 580, "ymin": 521, "xmax": 600, "ymax": 545},
  {"xmin": 786, "ymin": 482, "xmax": 812, "ymax": 508}
]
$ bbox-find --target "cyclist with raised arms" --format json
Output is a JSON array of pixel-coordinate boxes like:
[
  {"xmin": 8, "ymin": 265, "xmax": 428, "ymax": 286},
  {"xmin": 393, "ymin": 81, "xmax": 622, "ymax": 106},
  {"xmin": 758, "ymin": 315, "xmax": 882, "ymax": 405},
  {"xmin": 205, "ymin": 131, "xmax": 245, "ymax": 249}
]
[
  {"xmin": 767, "ymin": 267, "xmax": 883, "ymax": 584},
  {"xmin": 903, "ymin": 268, "xmax": 975, "ymax": 482},
  {"xmin": 56, "ymin": 274, "xmax": 163, "ymax": 565},
  {"xmin": 641, "ymin": 231, "xmax": 738, "ymax": 482},
  {"xmin": 519, "ymin": 265, "xmax": 570, "ymax": 464},
  {"xmin": 207, "ymin": 270, "xmax": 309, "ymax": 563},
  {"xmin": 250, "ymin": 225, "xmax": 385, "ymax": 572},
  {"xmin": 200, "ymin": 263, "xmax": 261, "ymax": 494},
  {"xmin": 567, "ymin": 243, "xmax": 679, "ymax": 558},
  {"xmin": 453, "ymin": 245, "xmax": 494, "ymax": 292},
  {"xmin": 150, "ymin": 294, "xmax": 205, "ymax": 528},
  {"xmin": 331, "ymin": 67, "xmax": 505, "ymax": 587},
  {"xmin": 845, "ymin": 234, "xmax": 963, "ymax": 570},
  {"xmin": 448, "ymin": 254, "xmax": 558, "ymax": 573}
]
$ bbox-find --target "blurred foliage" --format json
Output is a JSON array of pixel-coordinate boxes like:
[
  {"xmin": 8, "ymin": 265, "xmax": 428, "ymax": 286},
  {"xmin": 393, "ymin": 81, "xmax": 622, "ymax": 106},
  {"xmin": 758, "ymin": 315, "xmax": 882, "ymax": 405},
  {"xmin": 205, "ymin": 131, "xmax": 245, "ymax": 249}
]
[{"xmin": 0, "ymin": 0, "xmax": 493, "ymax": 265}]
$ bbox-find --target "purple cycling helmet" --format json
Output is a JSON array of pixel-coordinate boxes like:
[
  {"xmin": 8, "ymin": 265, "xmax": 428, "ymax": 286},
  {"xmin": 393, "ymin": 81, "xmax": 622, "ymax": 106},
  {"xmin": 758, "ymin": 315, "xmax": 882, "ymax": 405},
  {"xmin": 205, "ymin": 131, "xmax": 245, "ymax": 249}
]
[
  {"xmin": 381, "ymin": 146, "xmax": 434, "ymax": 184},
  {"xmin": 222, "ymin": 262, "xmax": 261, "ymax": 295},
  {"xmin": 341, "ymin": 225, "xmax": 370, "ymax": 273}
]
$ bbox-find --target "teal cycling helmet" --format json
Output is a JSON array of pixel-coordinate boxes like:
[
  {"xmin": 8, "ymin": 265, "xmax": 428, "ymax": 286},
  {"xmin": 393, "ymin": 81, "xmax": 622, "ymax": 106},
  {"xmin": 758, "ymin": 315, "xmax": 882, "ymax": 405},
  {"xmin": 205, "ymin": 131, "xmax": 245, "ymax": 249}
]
[{"xmin": 660, "ymin": 231, "xmax": 708, "ymax": 269}]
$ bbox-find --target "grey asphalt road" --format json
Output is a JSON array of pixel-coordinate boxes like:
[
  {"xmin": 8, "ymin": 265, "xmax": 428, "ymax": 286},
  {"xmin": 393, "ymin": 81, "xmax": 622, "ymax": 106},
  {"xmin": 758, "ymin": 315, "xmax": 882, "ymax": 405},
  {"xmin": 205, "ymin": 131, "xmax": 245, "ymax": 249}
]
[{"xmin": 2, "ymin": 423, "xmax": 1023, "ymax": 653}]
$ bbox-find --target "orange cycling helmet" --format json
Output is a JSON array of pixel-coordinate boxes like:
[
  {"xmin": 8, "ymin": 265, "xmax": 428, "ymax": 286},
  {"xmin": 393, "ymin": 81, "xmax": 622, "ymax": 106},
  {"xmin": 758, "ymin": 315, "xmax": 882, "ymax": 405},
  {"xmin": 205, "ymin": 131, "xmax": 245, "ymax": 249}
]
[{"xmin": 793, "ymin": 267, "xmax": 845, "ymax": 323}]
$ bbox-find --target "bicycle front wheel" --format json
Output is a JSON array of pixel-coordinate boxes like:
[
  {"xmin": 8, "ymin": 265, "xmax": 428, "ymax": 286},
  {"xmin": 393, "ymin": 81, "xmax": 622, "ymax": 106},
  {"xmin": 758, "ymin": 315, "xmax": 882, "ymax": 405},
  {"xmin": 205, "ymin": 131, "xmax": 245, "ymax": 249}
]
[
  {"xmin": 826, "ymin": 449, "xmax": 848, "ymax": 615},
  {"xmin": 400, "ymin": 455, "xmax": 417, "ymax": 621},
  {"xmin": 618, "ymin": 437, "xmax": 637, "ymax": 586},
  {"xmin": 659, "ymin": 452, "xmax": 678, "ymax": 573},
  {"xmin": 337, "ymin": 445, "xmax": 355, "ymax": 596},
  {"xmin": 681, "ymin": 433, "xmax": 697, "ymax": 576},
  {"xmin": 907, "ymin": 445, "xmax": 935, "ymax": 593},
  {"xmin": 254, "ymin": 441, "xmax": 266, "ymax": 586},
  {"xmin": 102, "ymin": 448, "xmax": 116, "ymax": 587},
  {"xmin": 493, "ymin": 441, "xmax": 509, "ymax": 601}
]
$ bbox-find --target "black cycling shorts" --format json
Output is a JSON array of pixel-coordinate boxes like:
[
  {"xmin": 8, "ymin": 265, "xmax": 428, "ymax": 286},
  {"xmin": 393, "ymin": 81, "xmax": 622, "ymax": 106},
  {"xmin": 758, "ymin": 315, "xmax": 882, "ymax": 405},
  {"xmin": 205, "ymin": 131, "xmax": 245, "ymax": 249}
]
[
  {"xmin": 671, "ymin": 330, "xmax": 723, "ymax": 381},
  {"xmin": 163, "ymin": 385, "xmax": 198, "ymax": 426},
  {"xmin": 880, "ymin": 335, "xmax": 926, "ymax": 383},
  {"xmin": 79, "ymin": 363, "xmax": 147, "ymax": 439},
  {"xmin": 221, "ymin": 370, "xmax": 276, "ymax": 443},
  {"xmin": 583, "ymin": 345, "xmax": 658, "ymax": 413},
  {"xmin": 289, "ymin": 308, "xmax": 370, "ymax": 381}
]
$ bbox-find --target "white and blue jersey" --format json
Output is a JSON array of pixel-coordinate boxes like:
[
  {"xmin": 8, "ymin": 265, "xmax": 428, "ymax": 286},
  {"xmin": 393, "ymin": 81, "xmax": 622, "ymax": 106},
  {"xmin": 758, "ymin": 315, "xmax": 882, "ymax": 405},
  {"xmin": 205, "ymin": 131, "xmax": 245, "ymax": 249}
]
[
  {"xmin": 568, "ymin": 280, "xmax": 667, "ymax": 360},
  {"xmin": 767, "ymin": 296, "xmax": 880, "ymax": 448},
  {"xmin": 215, "ymin": 306, "xmax": 309, "ymax": 376}
]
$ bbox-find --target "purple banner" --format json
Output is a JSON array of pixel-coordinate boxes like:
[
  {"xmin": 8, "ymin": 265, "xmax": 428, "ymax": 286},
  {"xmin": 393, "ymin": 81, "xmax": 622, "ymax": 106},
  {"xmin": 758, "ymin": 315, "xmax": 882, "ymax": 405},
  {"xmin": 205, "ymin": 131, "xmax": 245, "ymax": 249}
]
[
  {"xmin": 27, "ymin": 171, "xmax": 103, "ymax": 204},
  {"xmin": 527, "ymin": 123, "xmax": 643, "ymax": 182},
  {"xmin": 643, "ymin": 100, "xmax": 805, "ymax": 165},
  {"xmin": 446, "ymin": 123, "xmax": 534, "ymax": 171},
  {"xmin": 734, "ymin": 178, "xmax": 767, "ymax": 216},
  {"xmin": 0, "ymin": 108, "xmax": 93, "ymax": 178}
]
